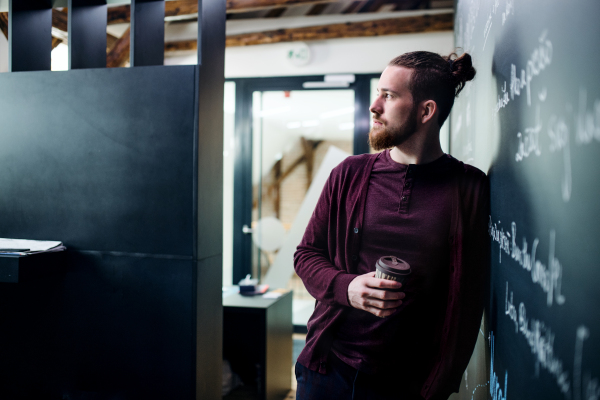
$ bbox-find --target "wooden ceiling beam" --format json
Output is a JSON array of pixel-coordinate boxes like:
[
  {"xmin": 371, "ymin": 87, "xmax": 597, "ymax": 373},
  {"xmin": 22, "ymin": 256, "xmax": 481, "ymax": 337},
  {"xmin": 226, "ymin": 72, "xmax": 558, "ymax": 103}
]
[
  {"xmin": 225, "ymin": 12, "xmax": 453, "ymax": 46},
  {"xmin": 164, "ymin": 12, "xmax": 453, "ymax": 51},
  {"xmin": 106, "ymin": 0, "xmax": 339, "ymax": 24},
  {"xmin": 226, "ymin": 0, "xmax": 337, "ymax": 14},
  {"xmin": 106, "ymin": 26, "xmax": 130, "ymax": 68},
  {"xmin": 0, "ymin": 12, "xmax": 7, "ymax": 40},
  {"xmin": 52, "ymin": 8, "xmax": 68, "ymax": 32},
  {"xmin": 52, "ymin": 37, "xmax": 63, "ymax": 50}
]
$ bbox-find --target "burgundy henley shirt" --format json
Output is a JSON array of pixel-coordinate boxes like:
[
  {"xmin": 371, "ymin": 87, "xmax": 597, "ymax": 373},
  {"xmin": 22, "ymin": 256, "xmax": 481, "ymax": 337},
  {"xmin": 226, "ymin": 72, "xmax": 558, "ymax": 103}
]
[
  {"xmin": 332, "ymin": 150, "xmax": 454, "ymax": 384},
  {"xmin": 294, "ymin": 150, "xmax": 490, "ymax": 400}
]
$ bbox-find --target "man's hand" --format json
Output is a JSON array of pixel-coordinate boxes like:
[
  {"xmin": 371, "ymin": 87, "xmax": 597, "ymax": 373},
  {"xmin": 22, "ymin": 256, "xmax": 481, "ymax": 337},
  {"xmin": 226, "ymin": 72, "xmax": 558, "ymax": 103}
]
[{"xmin": 347, "ymin": 272, "xmax": 405, "ymax": 318}]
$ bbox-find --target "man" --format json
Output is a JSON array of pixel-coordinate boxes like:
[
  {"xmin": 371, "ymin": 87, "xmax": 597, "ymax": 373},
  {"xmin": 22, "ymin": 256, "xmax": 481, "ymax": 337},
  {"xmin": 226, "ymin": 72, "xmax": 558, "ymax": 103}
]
[{"xmin": 293, "ymin": 51, "xmax": 489, "ymax": 400}]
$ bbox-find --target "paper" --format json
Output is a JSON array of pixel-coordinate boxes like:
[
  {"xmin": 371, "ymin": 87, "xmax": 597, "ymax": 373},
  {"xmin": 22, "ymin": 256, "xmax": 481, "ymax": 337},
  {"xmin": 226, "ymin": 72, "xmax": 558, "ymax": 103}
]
[{"xmin": 0, "ymin": 238, "xmax": 66, "ymax": 255}]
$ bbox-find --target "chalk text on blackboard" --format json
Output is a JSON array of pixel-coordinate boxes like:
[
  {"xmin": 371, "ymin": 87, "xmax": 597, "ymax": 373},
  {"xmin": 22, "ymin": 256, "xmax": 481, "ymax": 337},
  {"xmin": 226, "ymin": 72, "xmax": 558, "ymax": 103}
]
[
  {"xmin": 503, "ymin": 31, "xmax": 553, "ymax": 109},
  {"xmin": 495, "ymin": 81, "xmax": 510, "ymax": 113},
  {"xmin": 504, "ymin": 283, "xmax": 571, "ymax": 396},
  {"xmin": 483, "ymin": 12, "xmax": 493, "ymax": 51},
  {"xmin": 490, "ymin": 331, "xmax": 508, "ymax": 400},
  {"xmin": 489, "ymin": 219, "xmax": 565, "ymax": 306},
  {"xmin": 576, "ymin": 88, "xmax": 600, "ymax": 145},
  {"xmin": 502, "ymin": 0, "xmax": 514, "ymax": 25},
  {"xmin": 548, "ymin": 113, "xmax": 572, "ymax": 202},
  {"xmin": 515, "ymin": 105, "xmax": 543, "ymax": 162}
]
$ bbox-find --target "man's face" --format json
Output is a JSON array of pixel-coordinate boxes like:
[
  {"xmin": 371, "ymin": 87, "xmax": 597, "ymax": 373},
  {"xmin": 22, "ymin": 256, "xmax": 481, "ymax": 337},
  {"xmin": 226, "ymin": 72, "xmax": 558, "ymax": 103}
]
[{"xmin": 368, "ymin": 66, "xmax": 418, "ymax": 151}]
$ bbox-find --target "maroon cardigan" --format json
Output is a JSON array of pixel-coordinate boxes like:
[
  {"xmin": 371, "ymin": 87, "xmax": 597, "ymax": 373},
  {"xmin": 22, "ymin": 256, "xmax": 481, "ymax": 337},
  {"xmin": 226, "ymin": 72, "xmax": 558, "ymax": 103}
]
[{"xmin": 294, "ymin": 152, "xmax": 490, "ymax": 400}]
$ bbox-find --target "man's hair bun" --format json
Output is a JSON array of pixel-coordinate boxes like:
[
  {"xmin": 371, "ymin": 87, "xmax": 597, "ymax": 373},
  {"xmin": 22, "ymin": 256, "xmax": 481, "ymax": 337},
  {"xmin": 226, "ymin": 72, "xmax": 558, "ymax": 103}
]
[
  {"xmin": 446, "ymin": 52, "xmax": 476, "ymax": 97},
  {"xmin": 387, "ymin": 50, "xmax": 476, "ymax": 126}
]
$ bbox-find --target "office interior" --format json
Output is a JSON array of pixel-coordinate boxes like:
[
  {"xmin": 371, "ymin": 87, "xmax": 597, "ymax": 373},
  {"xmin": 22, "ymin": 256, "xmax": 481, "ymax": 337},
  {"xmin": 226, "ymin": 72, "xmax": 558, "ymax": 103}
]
[{"xmin": 1, "ymin": 0, "xmax": 598, "ymax": 399}]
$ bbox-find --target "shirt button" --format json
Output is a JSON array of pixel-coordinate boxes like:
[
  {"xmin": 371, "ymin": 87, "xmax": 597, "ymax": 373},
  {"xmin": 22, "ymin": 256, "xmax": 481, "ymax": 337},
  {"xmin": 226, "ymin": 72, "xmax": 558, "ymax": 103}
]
[
  {"xmin": 401, "ymin": 196, "xmax": 406, "ymax": 201},
  {"xmin": 404, "ymin": 182, "xmax": 410, "ymax": 188},
  {"xmin": 354, "ymin": 227, "xmax": 359, "ymax": 233},
  {"xmin": 351, "ymin": 255, "xmax": 357, "ymax": 261}
]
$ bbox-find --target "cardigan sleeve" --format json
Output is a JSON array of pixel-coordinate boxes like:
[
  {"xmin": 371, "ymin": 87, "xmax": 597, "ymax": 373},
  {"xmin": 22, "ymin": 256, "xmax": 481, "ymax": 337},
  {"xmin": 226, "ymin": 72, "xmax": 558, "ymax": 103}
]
[
  {"xmin": 420, "ymin": 167, "xmax": 491, "ymax": 400},
  {"xmin": 293, "ymin": 169, "xmax": 358, "ymax": 308}
]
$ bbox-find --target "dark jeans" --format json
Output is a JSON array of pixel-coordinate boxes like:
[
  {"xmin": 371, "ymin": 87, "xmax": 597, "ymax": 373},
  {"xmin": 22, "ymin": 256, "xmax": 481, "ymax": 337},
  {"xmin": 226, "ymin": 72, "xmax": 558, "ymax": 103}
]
[{"xmin": 295, "ymin": 352, "xmax": 424, "ymax": 400}]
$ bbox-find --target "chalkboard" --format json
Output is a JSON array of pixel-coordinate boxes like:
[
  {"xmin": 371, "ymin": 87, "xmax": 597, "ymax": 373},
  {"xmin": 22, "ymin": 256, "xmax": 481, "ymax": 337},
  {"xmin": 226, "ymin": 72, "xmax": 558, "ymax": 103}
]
[{"xmin": 450, "ymin": 0, "xmax": 600, "ymax": 399}]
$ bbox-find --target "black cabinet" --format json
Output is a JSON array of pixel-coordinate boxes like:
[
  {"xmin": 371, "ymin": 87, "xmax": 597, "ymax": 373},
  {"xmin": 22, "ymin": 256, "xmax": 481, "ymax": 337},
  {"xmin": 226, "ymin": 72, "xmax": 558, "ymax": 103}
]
[{"xmin": 223, "ymin": 290, "xmax": 293, "ymax": 400}]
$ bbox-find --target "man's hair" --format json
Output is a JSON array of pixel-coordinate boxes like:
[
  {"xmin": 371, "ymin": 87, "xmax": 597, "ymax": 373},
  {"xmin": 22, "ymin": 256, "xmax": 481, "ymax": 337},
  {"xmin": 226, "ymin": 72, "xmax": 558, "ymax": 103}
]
[{"xmin": 388, "ymin": 51, "xmax": 476, "ymax": 126}]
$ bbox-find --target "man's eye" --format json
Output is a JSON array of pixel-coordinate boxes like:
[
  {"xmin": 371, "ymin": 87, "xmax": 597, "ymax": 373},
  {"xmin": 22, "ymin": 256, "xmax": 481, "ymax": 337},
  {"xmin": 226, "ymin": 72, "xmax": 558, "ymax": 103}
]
[{"xmin": 385, "ymin": 94, "xmax": 392, "ymax": 99}]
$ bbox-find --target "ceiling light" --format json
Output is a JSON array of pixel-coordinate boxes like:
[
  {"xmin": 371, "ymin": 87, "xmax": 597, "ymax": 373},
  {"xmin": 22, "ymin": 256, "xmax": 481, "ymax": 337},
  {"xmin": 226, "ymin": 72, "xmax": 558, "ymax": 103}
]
[{"xmin": 320, "ymin": 106, "xmax": 355, "ymax": 119}]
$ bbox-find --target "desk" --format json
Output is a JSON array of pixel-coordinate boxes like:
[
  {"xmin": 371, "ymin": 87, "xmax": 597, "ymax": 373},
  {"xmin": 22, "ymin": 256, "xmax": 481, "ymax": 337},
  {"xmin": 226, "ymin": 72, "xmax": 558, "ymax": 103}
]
[{"xmin": 223, "ymin": 289, "xmax": 293, "ymax": 400}]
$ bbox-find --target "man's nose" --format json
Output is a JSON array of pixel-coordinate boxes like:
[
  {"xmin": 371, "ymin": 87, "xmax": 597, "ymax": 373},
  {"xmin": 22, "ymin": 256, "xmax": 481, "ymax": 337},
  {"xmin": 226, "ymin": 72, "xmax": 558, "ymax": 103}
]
[{"xmin": 369, "ymin": 98, "xmax": 383, "ymax": 115}]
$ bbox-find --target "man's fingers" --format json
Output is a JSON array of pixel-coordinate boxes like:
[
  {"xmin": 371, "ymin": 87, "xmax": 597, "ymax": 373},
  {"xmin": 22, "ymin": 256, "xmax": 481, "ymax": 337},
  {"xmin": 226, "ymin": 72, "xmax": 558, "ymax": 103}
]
[
  {"xmin": 363, "ymin": 305, "xmax": 397, "ymax": 318},
  {"xmin": 364, "ymin": 298, "xmax": 403, "ymax": 310},
  {"xmin": 365, "ymin": 287, "xmax": 405, "ymax": 301},
  {"xmin": 365, "ymin": 277, "xmax": 403, "ymax": 290}
]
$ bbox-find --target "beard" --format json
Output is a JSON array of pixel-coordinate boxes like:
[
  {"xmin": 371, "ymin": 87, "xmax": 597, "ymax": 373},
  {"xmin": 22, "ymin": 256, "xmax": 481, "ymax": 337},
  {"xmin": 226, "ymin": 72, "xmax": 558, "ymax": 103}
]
[{"xmin": 368, "ymin": 103, "xmax": 418, "ymax": 151}]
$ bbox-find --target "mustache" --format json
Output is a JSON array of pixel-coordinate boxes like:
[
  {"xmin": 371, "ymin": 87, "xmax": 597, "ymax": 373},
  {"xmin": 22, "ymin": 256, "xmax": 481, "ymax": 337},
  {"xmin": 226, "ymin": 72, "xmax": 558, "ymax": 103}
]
[{"xmin": 371, "ymin": 114, "xmax": 384, "ymax": 123}]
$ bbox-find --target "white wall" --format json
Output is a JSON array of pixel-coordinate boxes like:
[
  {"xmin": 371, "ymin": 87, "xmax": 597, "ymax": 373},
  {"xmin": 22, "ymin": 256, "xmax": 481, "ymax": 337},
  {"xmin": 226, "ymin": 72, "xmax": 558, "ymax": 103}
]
[
  {"xmin": 165, "ymin": 31, "xmax": 455, "ymax": 78},
  {"xmin": 173, "ymin": 32, "xmax": 455, "ymax": 285},
  {"xmin": 0, "ymin": 31, "xmax": 8, "ymax": 73}
]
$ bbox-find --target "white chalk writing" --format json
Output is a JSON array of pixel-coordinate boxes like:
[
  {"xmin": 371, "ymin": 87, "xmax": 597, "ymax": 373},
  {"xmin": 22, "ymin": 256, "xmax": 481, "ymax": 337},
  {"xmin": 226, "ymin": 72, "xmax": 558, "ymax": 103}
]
[
  {"xmin": 576, "ymin": 88, "xmax": 600, "ymax": 145},
  {"xmin": 573, "ymin": 327, "xmax": 600, "ymax": 400},
  {"xmin": 548, "ymin": 112, "xmax": 572, "ymax": 202},
  {"xmin": 504, "ymin": 284, "xmax": 571, "ymax": 396},
  {"xmin": 490, "ymin": 219, "xmax": 566, "ymax": 306},
  {"xmin": 472, "ymin": 382, "xmax": 490, "ymax": 400},
  {"xmin": 495, "ymin": 81, "xmax": 510, "ymax": 113},
  {"xmin": 483, "ymin": 12, "xmax": 493, "ymax": 51},
  {"xmin": 488, "ymin": 218, "xmax": 510, "ymax": 262},
  {"xmin": 502, "ymin": 0, "xmax": 514, "ymax": 25},
  {"xmin": 500, "ymin": 31, "xmax": 552, "ymax": 112},
  {"xmin": 504, "ymin": 286, "xmax": 600, "ymax": 399},
  {"xmin": 515, "ymin": 105, "xmax": 543, "ymax": 162}
]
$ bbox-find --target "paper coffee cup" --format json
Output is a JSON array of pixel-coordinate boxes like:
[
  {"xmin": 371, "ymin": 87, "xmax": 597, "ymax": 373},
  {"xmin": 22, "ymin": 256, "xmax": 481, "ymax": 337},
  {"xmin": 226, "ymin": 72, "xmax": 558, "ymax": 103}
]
[{"xmin": 375, "ymin": 256, "xmax": 410, "ymax": 290}]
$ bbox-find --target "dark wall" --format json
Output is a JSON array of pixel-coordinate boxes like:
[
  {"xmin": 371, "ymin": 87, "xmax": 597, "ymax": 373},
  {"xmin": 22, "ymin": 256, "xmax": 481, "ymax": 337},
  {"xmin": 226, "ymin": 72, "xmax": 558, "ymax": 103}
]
[
  {"xmin": 0, "ymin": 65, "xmax": 216, "ymax": 399},
  {"xmin": 0, "ymin": 66, "xmax": 196, "ymax": 255},
  {"xmin": 450, "ymin": 0, "xmax": 600, "ymax": 399}
]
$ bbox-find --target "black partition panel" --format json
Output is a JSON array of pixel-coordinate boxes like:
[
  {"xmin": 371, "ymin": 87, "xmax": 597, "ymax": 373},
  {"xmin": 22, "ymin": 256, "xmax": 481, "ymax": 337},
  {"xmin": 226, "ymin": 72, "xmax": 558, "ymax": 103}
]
[
  {"xmin": 0, "ymin": 252, "xmax": 195, "ymax": 399},
  {"xmin": 68, "ymin": 0, "xmax": 108, "ymax": 69},
  {"xmin": 0, "ymin": 66, "xmax": 196, "ymax": 256},
  {"xmin": 130, "ymin": 0, "xmax": 165, "ymax": 67},
  {"xmin": 0, "ymin": 66, "xmax": 200, "ymax": 399},
  {"xmin": 450, "ymin": 0, "xmax": 600, "ymax": 399},
  {"xmin": 0, "ymin": 0, "xmax": 225, "ymax": 398},
  {"xmin": 9, "ymin": 0, "xmax": 52, "ymax": 72}
]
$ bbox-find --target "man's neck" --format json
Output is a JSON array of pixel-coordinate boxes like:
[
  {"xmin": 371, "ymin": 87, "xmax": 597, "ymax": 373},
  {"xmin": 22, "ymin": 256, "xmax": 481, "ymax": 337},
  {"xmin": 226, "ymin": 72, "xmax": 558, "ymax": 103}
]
[{"xmin": 389, "ymin": 130, "xmax": 444, "ymax": 165}]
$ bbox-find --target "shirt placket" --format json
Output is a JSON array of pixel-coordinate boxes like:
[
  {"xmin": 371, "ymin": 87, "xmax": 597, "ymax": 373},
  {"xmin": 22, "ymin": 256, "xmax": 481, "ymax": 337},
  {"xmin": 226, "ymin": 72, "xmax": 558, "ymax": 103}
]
[{"xmin": 398, "ymin": 165, "xmax": 415, "ymax": 214}]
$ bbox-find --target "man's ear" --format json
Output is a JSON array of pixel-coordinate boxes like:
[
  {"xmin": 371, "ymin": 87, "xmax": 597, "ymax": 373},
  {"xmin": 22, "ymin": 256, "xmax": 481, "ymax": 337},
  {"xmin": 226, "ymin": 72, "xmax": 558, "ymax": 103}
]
[{"xmin": 420, "ymin": 100, "xmax": 438, "ymax": 125}]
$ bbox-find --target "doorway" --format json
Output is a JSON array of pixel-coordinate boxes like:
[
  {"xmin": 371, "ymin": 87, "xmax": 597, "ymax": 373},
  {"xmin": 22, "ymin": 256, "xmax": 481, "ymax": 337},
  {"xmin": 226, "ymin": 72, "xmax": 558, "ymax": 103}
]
[{"xmin": 228, "ymin": 74, "xmax": 378, "ymax": 329}]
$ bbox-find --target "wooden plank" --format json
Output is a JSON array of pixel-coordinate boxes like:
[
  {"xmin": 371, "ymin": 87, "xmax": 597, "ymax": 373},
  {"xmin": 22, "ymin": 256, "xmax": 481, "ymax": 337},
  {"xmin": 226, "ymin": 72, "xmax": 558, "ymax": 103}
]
[
  {"xmin": 106, "ymin": 32, "xmax": 118, "ymax": 51},
  {"xmin": 164, "ymin": 13, "xmax": 452, "ymax": 51},
  {"xmin": 226, "ymin": 0, "xmax": 336, "ymax": 13},
  {"xmin": 52, "ymin": 8, "xmax": 68, "ymax": 31},
  {"xmin": 0, "ymin": 12, "xmax": 7, "ymax": 39},
  {"xmin": 106, "ymin": 0, "xmax": 338, "ymax": 24},
  {"xmin": 224, "ymin": 12, "xmax": 453, "ymax": 46},
  {"xmin": 52, "ymin": 37, "xmax": 63, "ymax": 49},
  {"xmin": 106, "ymin": 26, "xmax": 130, "ymax": 67},
  {"xmin": 107, "ymin": 4, "xmax": 130, "ymax": 24},
  {"xmin": 164, "ymin": 0, "xmax": 198, "ymax": 16},
  {"xmin": 165, "ymin": 38, "xmax": 196, "ymax": 53}
]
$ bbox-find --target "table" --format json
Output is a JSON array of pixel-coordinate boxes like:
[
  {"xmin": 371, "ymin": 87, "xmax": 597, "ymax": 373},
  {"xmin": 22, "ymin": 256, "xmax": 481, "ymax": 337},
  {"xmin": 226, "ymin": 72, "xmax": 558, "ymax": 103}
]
[{"xmin": 223, "ymin": 289, "xmax": 293, "ymax": 400}]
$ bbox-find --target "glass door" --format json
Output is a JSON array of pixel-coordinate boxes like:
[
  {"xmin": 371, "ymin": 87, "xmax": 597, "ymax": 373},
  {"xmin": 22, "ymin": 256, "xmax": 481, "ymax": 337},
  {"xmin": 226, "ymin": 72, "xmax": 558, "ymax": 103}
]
[{"xmin": 251, "ymin": 89, "xmax": 355, "ymax": 326}]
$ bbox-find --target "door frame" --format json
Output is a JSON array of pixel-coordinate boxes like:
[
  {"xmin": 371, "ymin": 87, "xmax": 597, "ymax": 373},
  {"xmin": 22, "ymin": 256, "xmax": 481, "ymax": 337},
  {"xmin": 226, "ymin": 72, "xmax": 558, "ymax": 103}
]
[{"xmin": 227, "ymin": 73, "xmax": 380, "ymax": 285}]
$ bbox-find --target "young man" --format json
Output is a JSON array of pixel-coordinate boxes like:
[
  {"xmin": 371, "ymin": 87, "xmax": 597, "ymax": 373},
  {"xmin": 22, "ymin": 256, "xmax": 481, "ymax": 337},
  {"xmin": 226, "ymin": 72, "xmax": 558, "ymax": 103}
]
[{"xmin": 294, "ymin": 51, "xmax": 489, "ymax": 400}]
